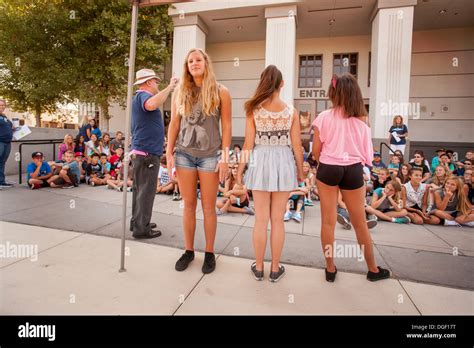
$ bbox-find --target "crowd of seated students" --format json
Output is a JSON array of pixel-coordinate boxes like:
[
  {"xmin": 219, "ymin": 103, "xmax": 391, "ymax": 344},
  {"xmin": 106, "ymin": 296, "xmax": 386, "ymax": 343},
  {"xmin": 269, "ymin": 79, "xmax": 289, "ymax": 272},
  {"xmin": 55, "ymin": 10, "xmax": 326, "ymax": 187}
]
[{"xmin": 25, "ymin": 134, "xmax": 474, "ymax": 228}]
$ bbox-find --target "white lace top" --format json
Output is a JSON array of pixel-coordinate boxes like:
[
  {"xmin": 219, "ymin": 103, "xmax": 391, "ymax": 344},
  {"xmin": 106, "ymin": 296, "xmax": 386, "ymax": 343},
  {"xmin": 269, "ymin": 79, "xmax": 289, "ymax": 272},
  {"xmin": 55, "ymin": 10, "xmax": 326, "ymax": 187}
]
[{"xmin": 253, "ymin": 105, "xmax": 293, "ymax": 146}]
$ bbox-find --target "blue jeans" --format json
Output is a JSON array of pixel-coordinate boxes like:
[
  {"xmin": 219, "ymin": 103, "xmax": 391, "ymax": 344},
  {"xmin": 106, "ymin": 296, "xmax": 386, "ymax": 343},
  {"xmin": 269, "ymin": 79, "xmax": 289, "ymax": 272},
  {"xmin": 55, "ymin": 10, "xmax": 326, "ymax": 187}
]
[
  {"xmin": 0, "ymin": 142, "xmax": 11, "ymax": 184},
  {"xmin": 174, "ymin": 150, "xmax": 219, "ymax": 172}
]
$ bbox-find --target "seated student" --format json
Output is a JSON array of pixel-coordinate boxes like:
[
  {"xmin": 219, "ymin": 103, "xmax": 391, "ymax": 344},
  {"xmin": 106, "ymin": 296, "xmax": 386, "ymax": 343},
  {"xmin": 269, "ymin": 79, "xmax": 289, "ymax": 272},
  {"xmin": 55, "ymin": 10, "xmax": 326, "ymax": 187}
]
[
  {"xmin": 27, "ymin": 152, "xmax": 53, "ymax": 190},
  {"xmin": 49, "ymin": 151, "xmax": 81, "ymax": 189},
  {"xmin": 409, "ymin": 150, "xmax": 431, "ymax": 183},
  {"xmin": 309, "ymin": 165, "xmax": 320, "ymax": 201},
  {"xmin": 402, "ymin": 167, "xmax": 440, "ymax": 225},
  {"xmin": 365, "ymin": 180, "xmax": 411, "ymax": 224},
  {"xmin": 302, "ymin": 161, "xmax": 315, "ymax": 206},
  {"xmin": 336, "ymin": 189, "xmax": 377, "ymax": 230},
  {"xmin": 86, "ymin": 153, "xmax": 107, "ymax": 186},
  {"xmin": 156, "ymin": 156, "xmax": 174, "ymax": 194},
  {"xmin": 393, "ymin": 150, "xmax": 405, "ymax": 164},
  {"xmin": 455, "ymin": 159, "xmax": 472, "ymax": 177},
  {"xmin": 85, "ymin": 133, "xmax": 101, "ymax": 158},
  {"xmin": 373, "ymin": 167, "xmax": 390, "ymax": 190},
  {"xmin": 110, "ymin": 131, "xmax": 124, "ymax": 155},
  {"xmin": 74, "ymin": 134, "xmax": 86, "ymax": 156},
  {"xmin": 432, "ymin": 175, "xmax": 474, "ymax": 227},
  {"xmin": 108, "ymin": 147, "xmax": 124, "ymax": 179},
  {"xmin": 107, "ymin": 160, "xmax": 133, "ymax": 192},
  {"xmin": 284, "ymin": 180, "xmax": 307, "ymax": 223},
  {"xmin": 396, "ymin": 163, "xmax": 411, "ymax": 185},
  {"xmin": 463, "ymin": 168, "xmax": 474, "ymax": 204},
  {"xmin": 388, "ymin": 154, "xmax": 401, "ymax": 177},
  {"xmin": 455, "ymin": 150, "xmax": 473, "ymax": 174},
  {"xmin": 370, "ymin": 151, "xmax": 387, "ymax": 181},
  {"xmin": 438, "ymin": 152, "xmax": 455, "ymax": 174},
  {"xmin": 425, "ymin": 164, "xmax": 448, "ymax": 213},
  {"xmin": 170, "ymin": 164, "xmax": 181, "ymax": 201},
  {"xmin": 430, "ymin": 148, "xmax": 446, "ymax": 174},
  {"xmin": 74, "ymin": 152, "xmax": 87, "ymax": 183},
  {"xmin": 362, "ymin": 165, "xmax": 374, "ymax": 196},
  {"xmin": 99, "ymin": 153, "xmax": 111, "ymax": 177},
  {"xmin": 216, "ymin": 165, "xmax": 254, "ymax": 215}
]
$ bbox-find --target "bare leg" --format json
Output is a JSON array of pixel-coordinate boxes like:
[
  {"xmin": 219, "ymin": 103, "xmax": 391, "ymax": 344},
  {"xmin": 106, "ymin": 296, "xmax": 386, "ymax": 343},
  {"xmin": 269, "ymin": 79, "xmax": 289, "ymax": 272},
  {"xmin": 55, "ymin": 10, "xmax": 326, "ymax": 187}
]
[
  {"xmin": 176, "ymin": 168, "xmax": 198, "ymax": 251},
  {"xmin": 270, "ymin": 191, "xmax": 290, "ymax": 272},
  {"xmin": 316, "ymin": 179, "xmax": 338, "ymax": 273},
  {"xmin": 341, "ymin": 187, "xmax": 378, "ymax": 273},
  {"xmin": 197, "ymin": 170, "xmax": 219, "ymax": 253},
  {"xmin": 252, "ymin": 190, "xmax": 271, "ymax": 272}
]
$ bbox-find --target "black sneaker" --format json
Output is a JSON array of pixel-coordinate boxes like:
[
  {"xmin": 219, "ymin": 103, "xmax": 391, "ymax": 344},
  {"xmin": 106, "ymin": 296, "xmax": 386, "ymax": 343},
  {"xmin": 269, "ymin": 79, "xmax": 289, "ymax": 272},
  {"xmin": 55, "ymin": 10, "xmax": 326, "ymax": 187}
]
[
  {"xmin": 175, "ymin": 250, "xmax": 195, "ymax": 271},
  {"xmin": 367, "ymin": 266, "xmax": 391, "ymax": 282},
  {"xmin": 0, "ymin": 182, "xmax": 14, "ymax": 188},
  {"xmin": 251, "ymin": 262, "xmax": 264, "ymax": 281},
  {"xmin": 269, "ymin": 264, "xmax": 285, "ymax": 283},
  {"xmin": 202, "ymin": 252, "xmax": 216, "ymax": 274}
]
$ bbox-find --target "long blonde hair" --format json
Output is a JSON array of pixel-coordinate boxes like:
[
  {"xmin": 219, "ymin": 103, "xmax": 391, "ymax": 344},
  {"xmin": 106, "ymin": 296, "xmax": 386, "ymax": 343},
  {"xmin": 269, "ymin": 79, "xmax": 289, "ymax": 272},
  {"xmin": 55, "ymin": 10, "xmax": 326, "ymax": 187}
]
[
  {"xmin": 63, "ymin": 134, "xmax": 74, "ymax": 151},
  {"xmin": 175, "ymin": 48, "xmax": 220, "ymax": 117},
  {"xmin": 445, "ymin": 175, "xmax": 471, "ymax": 216}
]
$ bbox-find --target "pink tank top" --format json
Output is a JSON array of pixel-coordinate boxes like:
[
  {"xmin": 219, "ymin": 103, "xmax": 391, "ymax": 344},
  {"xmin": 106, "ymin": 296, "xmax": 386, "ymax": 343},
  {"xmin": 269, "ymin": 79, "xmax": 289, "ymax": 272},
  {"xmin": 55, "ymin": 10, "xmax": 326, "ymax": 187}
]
[{"xmin": 312, "ymin": 107, "xmax": 374, "ymax": 166}]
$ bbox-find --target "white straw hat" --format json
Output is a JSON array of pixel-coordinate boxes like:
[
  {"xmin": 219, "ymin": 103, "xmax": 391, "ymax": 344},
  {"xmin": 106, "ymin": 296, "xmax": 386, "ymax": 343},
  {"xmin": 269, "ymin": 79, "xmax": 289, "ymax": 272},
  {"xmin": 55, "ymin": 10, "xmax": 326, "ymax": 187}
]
[{"xmin": 133, "ymin": 68, "xmax": 161, "ymax": 86}]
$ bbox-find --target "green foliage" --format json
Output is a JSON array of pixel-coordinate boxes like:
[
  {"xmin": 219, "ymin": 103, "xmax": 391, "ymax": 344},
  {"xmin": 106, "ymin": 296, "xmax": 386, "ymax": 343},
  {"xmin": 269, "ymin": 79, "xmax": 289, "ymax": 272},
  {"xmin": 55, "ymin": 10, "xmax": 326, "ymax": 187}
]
[{"xmin": 0, "ymin": 0, "xmax": 173, "ymax": 125}]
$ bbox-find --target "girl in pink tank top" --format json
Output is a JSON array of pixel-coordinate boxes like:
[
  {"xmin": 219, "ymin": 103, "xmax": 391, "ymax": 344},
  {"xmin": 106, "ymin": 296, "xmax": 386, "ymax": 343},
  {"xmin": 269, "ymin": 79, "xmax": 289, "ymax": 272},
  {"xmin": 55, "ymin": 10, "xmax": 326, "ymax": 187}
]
[{"xmin": 312, "ymin": 73, "xmax": 390, "ymax": 283}]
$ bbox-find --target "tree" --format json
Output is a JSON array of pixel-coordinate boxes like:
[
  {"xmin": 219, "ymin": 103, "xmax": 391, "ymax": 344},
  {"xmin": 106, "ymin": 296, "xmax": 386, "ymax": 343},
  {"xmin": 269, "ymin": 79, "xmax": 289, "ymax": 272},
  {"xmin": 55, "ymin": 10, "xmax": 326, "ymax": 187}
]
[
  {"xmin": 0, "ymin": 0, "xmax": 75, "ymax": 126},
  {"xmin": 63, "ymin": 0, "xmax": 173, "ymax": 130},
  {"xmin": 0, "ymin": 0, "xmax": 173, "ymax": 130}
]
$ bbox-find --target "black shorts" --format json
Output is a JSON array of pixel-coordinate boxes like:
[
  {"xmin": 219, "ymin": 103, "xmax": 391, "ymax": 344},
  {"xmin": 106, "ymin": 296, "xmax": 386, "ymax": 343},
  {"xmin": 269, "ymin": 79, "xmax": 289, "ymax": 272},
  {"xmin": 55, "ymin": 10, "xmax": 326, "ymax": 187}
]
[
  {"xmin": 316, "ymin": 162, "xmax": 364, "ymax": 190},
  {"xmin": 232, "ymin": 198, "xmax": 249, "ymax": 208}
]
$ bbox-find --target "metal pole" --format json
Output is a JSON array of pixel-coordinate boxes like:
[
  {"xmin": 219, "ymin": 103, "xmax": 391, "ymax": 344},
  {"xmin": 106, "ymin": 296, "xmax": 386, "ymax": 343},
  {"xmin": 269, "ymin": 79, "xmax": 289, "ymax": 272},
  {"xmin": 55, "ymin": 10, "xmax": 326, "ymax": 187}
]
[{"xmin": 120, "ymin": 1, "xmax": 139, "ymax": 272}]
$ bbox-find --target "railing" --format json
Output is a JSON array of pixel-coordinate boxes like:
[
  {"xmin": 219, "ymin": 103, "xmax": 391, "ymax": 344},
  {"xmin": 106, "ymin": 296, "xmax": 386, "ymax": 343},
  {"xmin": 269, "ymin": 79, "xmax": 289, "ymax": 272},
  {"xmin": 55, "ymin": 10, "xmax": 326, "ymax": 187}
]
[
  {"xmin": 12, "ymin": 139, "xmax": 64, "ymax": 184},
  {"xmin": 379, "ymin": 142, "xmax": 395, "ymax": 159}
]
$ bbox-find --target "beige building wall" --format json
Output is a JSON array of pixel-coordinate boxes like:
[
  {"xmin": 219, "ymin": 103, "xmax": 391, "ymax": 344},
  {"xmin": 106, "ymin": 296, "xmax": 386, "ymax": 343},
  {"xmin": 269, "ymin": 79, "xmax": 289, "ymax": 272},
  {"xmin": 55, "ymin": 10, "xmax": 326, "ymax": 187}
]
[
  {"xmin": 409, "ymin": 26, "xmax": 474, "ymax": 143},
  {"xmin": 206, "ymin": 40, "xmax": 266, "ymax": 138}
]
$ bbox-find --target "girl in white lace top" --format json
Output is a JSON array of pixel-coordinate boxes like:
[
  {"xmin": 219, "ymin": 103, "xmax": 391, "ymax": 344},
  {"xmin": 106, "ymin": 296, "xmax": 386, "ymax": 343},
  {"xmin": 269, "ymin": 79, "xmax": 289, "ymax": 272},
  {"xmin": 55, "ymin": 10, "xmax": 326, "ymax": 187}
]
[{"xmin": 237, "ymin": 65, "xmax": 304, "ymax": 282}]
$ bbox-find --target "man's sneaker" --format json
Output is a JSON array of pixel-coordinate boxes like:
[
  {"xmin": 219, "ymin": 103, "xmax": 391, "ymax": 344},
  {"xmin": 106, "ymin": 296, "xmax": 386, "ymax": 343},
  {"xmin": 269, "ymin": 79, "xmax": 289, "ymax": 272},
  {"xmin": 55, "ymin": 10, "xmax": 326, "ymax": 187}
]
[
  {"xmin": 0, "ymin": 182, "xmax": 14, "ymax": 188},
  {"xmin": 243, "ymin": 206, "xmax": 255, "ymax": 215},
  {"xmin": 62, "ymin": 183, "xmax": 74, "ymax": 189},
  {"xmin": 284, "ymin": 211, "xmax": 292, "ymax": 221},
  {"xmin": 461, "ymin": 221, "xmax": 474, "ymax": 227},
  {"xmin": 337, "ymin": 213, "xmax": 352, "ymax": 230},
  {"xmin": 304, "ymin": 198, "xmax": 314, "ymax": 206},
  {"xmin": 127, "ymin": 187, "xmax": 132, "ymax": 192},
  {"xmin": 292, "ymin": 212, "xmax": 302, "ymax": 223},
  {"xmin": 202, "ymin": 252, "xmax": 216, "ymax": 274},
  {"xmin": 30, "ymin": 183, "xmax": 41, "ymax": 190},
  {"xmin": 175, "ymin": 250, "xmax": 195, "ymax": 271},
  {"xmin": 444, "ymin": 219, "xmax": 462, "ymax": 227},
  {"xmin": 367, "ymin": 266, "xmax": 391, "ymax": 282},
  {"xmin": 251, "ymin": 262, "xmax": 264, "ymax": 281},
  {"xmin": 269, "ymin": 264, "xmax": 285, "ymax": 283},
  {"xmin": 172, "ymin": 192, "xmax": 178, "ymax": 201},
  {"xmin": 393, "ymin": 216, "xmax": 411, "ymax": 224}
]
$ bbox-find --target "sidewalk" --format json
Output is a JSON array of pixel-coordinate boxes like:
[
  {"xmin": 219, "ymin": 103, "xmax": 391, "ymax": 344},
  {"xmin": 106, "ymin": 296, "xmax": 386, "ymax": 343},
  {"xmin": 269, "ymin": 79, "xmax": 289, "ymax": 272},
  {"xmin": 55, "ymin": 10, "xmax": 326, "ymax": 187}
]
[{"xmin": 1, "ymin": 221, "xmax": 472, "ymax": 315}]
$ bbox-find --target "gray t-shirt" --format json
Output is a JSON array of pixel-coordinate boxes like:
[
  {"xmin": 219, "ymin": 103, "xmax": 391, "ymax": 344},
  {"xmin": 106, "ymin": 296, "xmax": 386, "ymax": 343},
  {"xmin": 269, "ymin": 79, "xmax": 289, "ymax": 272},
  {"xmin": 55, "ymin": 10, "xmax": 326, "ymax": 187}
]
[{"xmin": 175, "ymin": 91, "xmax": 222, "ymax": 158}]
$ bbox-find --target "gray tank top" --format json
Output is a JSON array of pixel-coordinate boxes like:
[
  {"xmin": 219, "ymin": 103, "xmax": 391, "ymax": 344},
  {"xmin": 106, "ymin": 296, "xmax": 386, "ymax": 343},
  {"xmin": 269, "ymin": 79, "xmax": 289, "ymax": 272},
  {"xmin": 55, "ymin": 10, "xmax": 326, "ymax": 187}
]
[
  {"xmin": 175, "ymin": 91, "xmax": 221, "ymax": 158},
  {"xmin": 438, "ymin": 189, "xmax": 459, "ymax": 212}
]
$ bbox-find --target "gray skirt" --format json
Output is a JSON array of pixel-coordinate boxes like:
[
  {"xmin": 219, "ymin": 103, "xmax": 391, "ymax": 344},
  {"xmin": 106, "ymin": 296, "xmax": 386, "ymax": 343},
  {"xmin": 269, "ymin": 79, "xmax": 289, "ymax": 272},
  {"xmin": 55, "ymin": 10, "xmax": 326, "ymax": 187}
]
[{"xmin": 244, "ymin": 145, "xmax": 298, "ymax": 192}]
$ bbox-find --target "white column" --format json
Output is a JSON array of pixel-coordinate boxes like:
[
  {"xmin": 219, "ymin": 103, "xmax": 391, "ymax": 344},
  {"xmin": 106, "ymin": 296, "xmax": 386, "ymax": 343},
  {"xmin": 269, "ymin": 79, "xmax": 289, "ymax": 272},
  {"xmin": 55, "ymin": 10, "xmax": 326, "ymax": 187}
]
[
  {"xmin": 264, "ymin": 6, "xmax": 296, "ymax": 105},
  {"xmin": 171, "ymin": 15, "xmax": 207, "ymax": 79},
  {"xmin": 370, "ymin": 3, "xmax": 415, "ymax": 139}
]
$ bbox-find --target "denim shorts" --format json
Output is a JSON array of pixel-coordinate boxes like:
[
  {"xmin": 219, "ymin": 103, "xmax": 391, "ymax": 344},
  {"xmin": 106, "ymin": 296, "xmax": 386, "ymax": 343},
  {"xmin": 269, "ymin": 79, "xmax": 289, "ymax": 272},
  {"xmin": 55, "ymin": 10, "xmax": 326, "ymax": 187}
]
[{"xmin": 174, "ymin": 150, "xmax": 219, "ymax": 172}]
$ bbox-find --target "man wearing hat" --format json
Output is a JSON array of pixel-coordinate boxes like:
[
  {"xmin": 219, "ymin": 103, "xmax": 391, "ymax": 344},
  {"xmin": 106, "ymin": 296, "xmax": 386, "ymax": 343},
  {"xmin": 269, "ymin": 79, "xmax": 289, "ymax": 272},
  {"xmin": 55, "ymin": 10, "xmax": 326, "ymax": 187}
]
[
  {"xmin": 27, "ymin": 152, "xmax": 53, "ymax": 190},
  {"xmin": 129, "ymin": 68, "xmax": 178, "ymax": 239}
]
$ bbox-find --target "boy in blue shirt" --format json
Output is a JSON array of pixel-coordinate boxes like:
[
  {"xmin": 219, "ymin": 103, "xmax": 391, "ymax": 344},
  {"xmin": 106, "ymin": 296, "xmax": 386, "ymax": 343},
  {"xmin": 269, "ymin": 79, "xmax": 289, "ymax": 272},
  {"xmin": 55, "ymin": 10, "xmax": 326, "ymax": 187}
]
[{"xmin": 27, "ymin": 152, "xmax": 53, "ymax": 190}]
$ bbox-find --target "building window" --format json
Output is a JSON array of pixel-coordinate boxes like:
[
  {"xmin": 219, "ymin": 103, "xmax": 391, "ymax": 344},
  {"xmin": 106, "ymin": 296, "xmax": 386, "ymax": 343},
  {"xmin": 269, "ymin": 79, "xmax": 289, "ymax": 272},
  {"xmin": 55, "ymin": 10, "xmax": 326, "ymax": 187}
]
[
  {"xmin": 298, "ymin": 55, "xmax": 322, "ymax": 88},
  {"xmin": 333, "ymin": 53, "xmax": 358, "ymax": 78}
]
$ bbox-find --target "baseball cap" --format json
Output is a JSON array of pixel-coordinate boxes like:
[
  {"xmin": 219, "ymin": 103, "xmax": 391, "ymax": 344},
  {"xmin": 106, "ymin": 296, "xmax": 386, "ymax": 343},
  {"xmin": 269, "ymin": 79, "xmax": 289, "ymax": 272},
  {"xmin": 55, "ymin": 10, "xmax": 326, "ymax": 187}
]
[
  {"xmin": 75, "ymin": 152, "xmax": 83, "ymax": 157},
  {"xmin": 32, "ymin": 151, "xmax": 43, "ymax": 158},
  {"xmin": 374, "ymin": 151, "xmax": 381, "ymax": 157}
]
